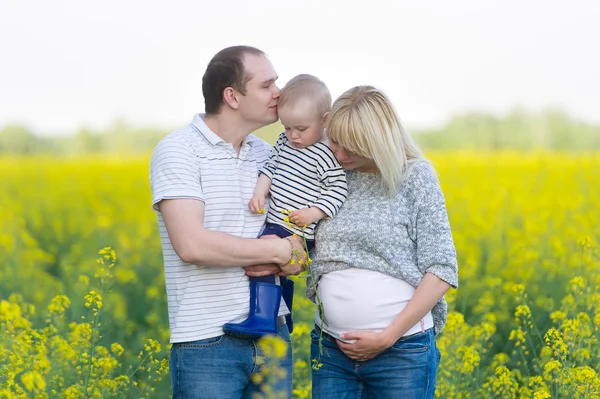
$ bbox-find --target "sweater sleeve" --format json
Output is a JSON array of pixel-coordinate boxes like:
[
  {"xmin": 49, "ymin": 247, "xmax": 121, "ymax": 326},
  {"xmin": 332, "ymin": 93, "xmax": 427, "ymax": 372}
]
[
  {"xmin": 259, "ymin": 132, "xmax": 286, "ymax": 180},
  {"xmin": 412, "ymin": 162, "xmax": 459, "ymax": 288}
]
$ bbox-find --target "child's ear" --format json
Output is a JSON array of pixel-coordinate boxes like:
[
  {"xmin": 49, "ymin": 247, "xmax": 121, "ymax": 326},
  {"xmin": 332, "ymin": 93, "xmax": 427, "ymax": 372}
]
[{"xmin": 321, "ymin": 112, "xmax": 329, "ymax": 128}]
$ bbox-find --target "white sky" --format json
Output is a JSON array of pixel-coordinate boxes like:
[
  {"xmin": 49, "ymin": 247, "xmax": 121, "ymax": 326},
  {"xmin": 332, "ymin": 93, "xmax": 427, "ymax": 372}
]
[{"xmin": 0, "ymin": 0, "xmax": 599, "ymax": 137}]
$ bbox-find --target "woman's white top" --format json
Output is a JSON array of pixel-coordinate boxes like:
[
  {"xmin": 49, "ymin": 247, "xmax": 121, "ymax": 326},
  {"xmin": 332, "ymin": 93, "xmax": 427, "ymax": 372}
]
[{"xmin": 315, "ymin": 268, "xmax": 434, "ymax": 342}]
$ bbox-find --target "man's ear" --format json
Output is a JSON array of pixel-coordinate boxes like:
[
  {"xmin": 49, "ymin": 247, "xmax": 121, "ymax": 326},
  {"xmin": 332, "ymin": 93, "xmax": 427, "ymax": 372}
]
[
  {"xmin": 223, "ymin": 87, "xmax": 240, "ymax": 110},
  {"xmin": 321, "ymin": 112, "xmax": 329, "ymax": 128}
]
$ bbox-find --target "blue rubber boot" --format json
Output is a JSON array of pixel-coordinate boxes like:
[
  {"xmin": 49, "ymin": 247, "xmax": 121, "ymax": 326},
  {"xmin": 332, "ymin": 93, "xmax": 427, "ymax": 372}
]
[
  {"xmin": 281, "ymin": 277, "xmax": 295, "ymax": 334},
  {"xmin": 223, "ymin": 282, "xmax": 282, "ymax": 339}
]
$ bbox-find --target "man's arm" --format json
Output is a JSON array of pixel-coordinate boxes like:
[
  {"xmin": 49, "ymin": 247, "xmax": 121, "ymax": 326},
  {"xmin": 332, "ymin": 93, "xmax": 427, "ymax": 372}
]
[{"xmin": 159, "ymin": 198, "xmax": 303, "ymax": 270}]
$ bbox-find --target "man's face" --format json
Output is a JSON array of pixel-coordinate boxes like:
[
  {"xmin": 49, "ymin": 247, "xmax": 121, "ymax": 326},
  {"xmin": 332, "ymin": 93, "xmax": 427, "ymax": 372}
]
[{"xmin": 237, "ymin": 54, "xmax": 280, "ymax": 127}]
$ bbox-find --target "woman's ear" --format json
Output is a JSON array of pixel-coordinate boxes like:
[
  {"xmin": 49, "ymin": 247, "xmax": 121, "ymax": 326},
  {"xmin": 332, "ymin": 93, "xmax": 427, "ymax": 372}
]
[
  {"xmin": 223, "ymin": 87, "xmax": 240, "ymax": 110},
  {"xmin": 321, "ymin": 112, "xmax": 329, "ymax": 128}
]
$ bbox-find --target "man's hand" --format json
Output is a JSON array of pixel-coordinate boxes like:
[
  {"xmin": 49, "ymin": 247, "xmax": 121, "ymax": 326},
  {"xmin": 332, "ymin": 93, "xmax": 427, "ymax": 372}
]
[
  {"xmin": 278, "ymin": 235, "xmax": 306, "ymax": 276},
  {"xmin": 244, "ymin": 264, "xmax": 281, "ymax": 277},
  {"xmin": 336, "ymin": 331, "xmax": 393, "ymax": 361},
  {"xmin": 248, "ymin": 195, "xmax": 266, "ymax": 214},
  {"xmin": 289, "ymin": 207, "xmax": 326, "ymax": 227}
]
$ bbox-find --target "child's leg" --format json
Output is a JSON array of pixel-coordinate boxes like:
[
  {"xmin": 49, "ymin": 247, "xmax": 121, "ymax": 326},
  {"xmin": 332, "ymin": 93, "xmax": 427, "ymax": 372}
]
[
  {"xmin": 280, "ymin": 239, "xmax": 314, "ymax": 334},
  {"xmin": 249, "ymin": 275, "xmax": 276, "ymax": 284},
  {"xmin": 222, "ymin": 224, "xmax": 291, "ymax": 339}
]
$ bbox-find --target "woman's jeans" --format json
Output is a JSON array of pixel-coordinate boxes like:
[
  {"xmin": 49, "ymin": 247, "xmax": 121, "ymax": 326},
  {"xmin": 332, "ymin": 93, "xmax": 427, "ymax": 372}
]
[
  {"xmin": 170, "ymin": 324, "xmax": 292, "ymax": 399},
  {"xmin": 311, "ymin": 326, "xmax": 440, "ymax": 399}
]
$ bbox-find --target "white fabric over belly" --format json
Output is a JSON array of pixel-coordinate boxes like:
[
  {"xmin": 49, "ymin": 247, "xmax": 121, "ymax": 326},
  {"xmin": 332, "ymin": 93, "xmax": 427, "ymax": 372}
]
[{"xmin": 315, "ymin": 268, "xmax": 434, "ymax": 339}]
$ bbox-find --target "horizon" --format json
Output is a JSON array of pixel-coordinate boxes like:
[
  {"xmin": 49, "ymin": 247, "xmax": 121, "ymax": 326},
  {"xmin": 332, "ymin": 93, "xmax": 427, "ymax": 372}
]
[{"xmin": 1, "ymin": 105, "xmax": 597, "ymax": 139}]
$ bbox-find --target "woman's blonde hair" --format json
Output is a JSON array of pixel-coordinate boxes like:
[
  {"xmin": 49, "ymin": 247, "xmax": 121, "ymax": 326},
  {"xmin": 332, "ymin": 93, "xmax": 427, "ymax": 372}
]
[{"xmin": 326, "ymin": 85, "xmax": 425, "ymax": 194}]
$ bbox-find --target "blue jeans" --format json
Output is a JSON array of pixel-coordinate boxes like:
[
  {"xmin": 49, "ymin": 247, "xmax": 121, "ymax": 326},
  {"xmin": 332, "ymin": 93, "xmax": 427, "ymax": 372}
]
[
  {"xmin": 311, "ymin": 327, "xmax": 440, "ymax": 399},
  {"xmin": 170, "ymin": 325, "xmax": 293, "ymax": 398},
  {"xmin": 260, "ymin": 223, "xmax": 315, "ymax": 251}
]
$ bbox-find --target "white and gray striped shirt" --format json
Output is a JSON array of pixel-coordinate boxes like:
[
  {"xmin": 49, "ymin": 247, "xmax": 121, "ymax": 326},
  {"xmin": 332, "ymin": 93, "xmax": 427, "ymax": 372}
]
[
  {"xmin": 150, "ymin": 114, "xmax": 288, "ymax": 343},
  {"xmin": 261, "ymin": 132, "xmax": 348, "ymax": 239}
]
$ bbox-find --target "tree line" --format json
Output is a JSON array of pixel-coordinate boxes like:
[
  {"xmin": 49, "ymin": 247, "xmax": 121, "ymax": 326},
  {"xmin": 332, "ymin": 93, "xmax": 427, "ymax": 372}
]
[{"xmin": 1, "ymin": 108, "xmax": 599, "ymax": 155}]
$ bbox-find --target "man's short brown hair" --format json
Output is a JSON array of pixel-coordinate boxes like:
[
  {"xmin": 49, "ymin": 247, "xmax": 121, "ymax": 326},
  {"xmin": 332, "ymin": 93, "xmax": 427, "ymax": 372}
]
[{"xmin": 202, "ymin": 46, "xmax": 266, "ymax": 115}]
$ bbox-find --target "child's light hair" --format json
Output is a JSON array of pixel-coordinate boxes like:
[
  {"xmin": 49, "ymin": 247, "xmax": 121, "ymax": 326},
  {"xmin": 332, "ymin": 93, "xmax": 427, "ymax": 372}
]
[
  {"xmin": 278, "ymin": 74, "xmax": 332, "ymax": 117},
  {"xmin": 327, "ymin": 85, "xmax": 425, "ymax": 195}
]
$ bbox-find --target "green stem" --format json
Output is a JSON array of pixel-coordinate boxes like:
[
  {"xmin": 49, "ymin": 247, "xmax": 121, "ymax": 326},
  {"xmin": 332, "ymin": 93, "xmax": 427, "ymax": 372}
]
[
  {"xmin": 82, "ymin": 278, "xmax": 105, "ymax": 399},
  {"xmin": 300, "ymin": 225, "xmax": 327, "ymax": 364},
  {"xmin": 135, "ymin": 379, "xmax": 150, "ymax": 399},
  {"xmin": 127, "ymin": 353, "xmax": 151, "ymax": 380}
]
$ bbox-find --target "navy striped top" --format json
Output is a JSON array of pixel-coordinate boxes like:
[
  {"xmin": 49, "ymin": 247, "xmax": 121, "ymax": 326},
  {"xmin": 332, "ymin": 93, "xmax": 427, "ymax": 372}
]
[{"xmin": 260, "ymin": 132, "xmax": 348, "ymax": 239}]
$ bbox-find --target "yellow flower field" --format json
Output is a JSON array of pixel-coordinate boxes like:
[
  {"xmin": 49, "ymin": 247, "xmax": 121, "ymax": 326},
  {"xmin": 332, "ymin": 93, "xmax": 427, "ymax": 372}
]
[{"xmin": 1, "ymin": 152, "xmax": 598, "ymax": 398}]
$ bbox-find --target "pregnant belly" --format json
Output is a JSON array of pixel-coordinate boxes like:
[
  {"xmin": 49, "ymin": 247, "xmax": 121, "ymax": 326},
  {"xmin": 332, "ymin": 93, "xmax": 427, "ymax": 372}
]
[{"xmin": 317, "ymin": 268, "xmax": 418, "ymax": 334}]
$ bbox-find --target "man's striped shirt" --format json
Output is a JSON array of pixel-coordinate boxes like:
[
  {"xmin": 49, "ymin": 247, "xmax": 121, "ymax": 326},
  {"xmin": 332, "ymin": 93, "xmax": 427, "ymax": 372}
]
[
  {"xmin": 260, "ymin": 132, "xmax": 348, "ymax": 239},
  {"xmin": 150, "ymin": 114, "xmax": 288, "ymax": 343}
]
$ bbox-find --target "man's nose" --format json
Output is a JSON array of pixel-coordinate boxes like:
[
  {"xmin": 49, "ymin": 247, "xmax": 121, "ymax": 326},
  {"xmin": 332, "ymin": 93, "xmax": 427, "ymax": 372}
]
[{"xmin": 273, "ymin": 86, "xmax": 281, "ymax": 98}]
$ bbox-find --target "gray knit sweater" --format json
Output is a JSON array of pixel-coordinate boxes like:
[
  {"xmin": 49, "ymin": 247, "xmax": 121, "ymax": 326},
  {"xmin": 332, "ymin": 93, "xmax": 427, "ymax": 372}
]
[{"xmin": 307, "ymin": 160, "xmax": 459, "ymax": 335}]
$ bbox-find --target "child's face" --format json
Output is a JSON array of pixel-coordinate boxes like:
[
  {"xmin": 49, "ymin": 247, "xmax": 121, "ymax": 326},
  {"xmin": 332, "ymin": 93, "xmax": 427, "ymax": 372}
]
[{"xmin": 279, "ymin": 98, "xmax": 325, "ymax": 148}]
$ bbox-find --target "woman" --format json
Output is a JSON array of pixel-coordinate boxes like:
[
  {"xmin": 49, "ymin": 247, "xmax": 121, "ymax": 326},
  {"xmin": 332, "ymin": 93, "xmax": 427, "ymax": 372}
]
[{"xmin": 308, "ymin": 86, "xmax": 458, "ymax": 398}]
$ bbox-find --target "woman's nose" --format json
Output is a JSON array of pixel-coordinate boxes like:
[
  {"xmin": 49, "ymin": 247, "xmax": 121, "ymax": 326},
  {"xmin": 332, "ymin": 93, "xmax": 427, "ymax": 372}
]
[{"xmin": 335, "ymin": 149, "xmax": 347, "ymax": 161}]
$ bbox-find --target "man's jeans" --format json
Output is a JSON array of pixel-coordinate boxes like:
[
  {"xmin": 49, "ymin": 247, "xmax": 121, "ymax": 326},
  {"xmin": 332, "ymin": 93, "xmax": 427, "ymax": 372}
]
[
  {"xmin": 170, "ymin": 325, "xmax": 292, "ymax": 399},
  {"xmin": 311, "ymin": 327, "xmax": 440, "ymax": 399}
]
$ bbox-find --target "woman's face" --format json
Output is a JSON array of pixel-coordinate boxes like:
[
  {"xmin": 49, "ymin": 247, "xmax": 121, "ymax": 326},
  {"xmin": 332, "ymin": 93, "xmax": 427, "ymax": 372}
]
[{"xmin": 329, "ymin": 140, "xmax": 379, "ymax": 173}]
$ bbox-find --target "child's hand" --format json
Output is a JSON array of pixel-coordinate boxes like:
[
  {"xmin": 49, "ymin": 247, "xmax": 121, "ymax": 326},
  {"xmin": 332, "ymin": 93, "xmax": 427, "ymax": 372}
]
[
  {"xmin": 289, "ymin": 207, "xmax": 325, "ymax": 227},
  {"xmin": 248, "ymin": 195, "xmax": 265, "ymax": 214}
]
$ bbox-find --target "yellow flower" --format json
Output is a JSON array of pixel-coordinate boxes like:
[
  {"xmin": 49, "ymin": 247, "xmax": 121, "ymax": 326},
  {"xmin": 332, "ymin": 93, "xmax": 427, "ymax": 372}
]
[
  {"xmin": 543, "ymin": 360, "xmax": 561, "ymax": 380},
  {"xmin": 457, "ymin": 345, "xmax": 481, "ymax": 373},
  {"xmin": 111, "ymin": 342, "xmax": 125, "ymax": 357},
  {"xmin": 48, "ymin": 295, "xmax": 71, "ymax": 316},
  {"xmin": 512, "ymin": 283, "xmax": 525, "ymax": 295},
  {"xmin": 78, "ymin": 275, "xmax": 90, "ymax": 286},
  {"xmin": 84, "ymin": 290, "xmax": 103, "ymax": 311},
  {"xmin": 514, "ymin": 304, "xmax": 531, "ymax": 319},
  {"xmin": 577, "ymin": 235, "xmax": 592, "ymax": 248},
  {"xmin": 258, "ymin": 335, "xmax": 288, "ymax": 359},
  {"xmin": 550, "ymin": 310, "xmax": 566, "ymax": 323},
  {"xmin": 143, "ymin": 338, "xmax": 162, "ymax": 354},
  {"xmin": 20, "ymin": 371, "xmax": 46, "ymax": 392}
]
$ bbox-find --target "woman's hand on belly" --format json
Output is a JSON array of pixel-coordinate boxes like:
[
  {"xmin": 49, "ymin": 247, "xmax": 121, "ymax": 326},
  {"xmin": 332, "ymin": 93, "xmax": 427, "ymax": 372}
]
[{"xmin": 336, "ymin": 330, "xmax": 394, "ymax": 361}]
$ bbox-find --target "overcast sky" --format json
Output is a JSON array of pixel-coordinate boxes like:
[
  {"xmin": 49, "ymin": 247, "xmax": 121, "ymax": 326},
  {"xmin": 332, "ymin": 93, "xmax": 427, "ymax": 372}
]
[{"xmin": 0, "ymin": 0, "xmax": 598, "ymax": 136}]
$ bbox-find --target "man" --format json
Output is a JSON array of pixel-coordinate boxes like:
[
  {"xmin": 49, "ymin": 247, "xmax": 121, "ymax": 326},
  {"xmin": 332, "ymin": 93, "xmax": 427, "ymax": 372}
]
[{"xmin": 149, "ymin": 45, "xmax": 304, "ymax": 399}]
